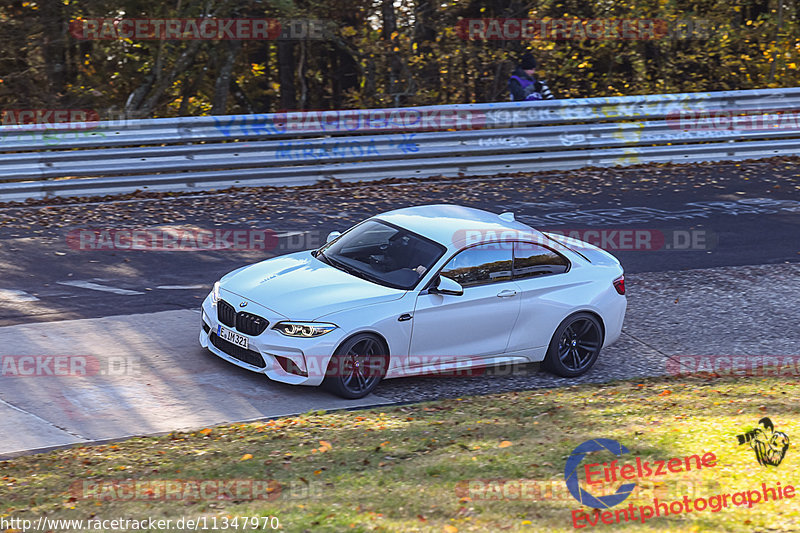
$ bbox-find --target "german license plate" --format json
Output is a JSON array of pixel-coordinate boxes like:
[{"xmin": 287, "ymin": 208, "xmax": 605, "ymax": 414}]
[{"xmin": 218, "ymin": 325, "xmax": 248, "ymax": 349}]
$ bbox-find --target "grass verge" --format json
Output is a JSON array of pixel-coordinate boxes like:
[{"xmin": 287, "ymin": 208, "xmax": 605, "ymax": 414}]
[{"xmin": 1, "ymin": 374, "xmax": 799, "ymax": 532}]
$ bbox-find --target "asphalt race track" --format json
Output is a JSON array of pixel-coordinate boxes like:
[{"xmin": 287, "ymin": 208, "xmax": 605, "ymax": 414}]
[{"xmin": 1, "ymin": 159, "xmax": 798, "ymax": 457}]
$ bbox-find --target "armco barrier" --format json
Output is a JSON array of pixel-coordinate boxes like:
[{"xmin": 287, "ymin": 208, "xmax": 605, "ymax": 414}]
[{"xmin": 2, "ymin": 88, "xmax": 800, "ymax": 201}]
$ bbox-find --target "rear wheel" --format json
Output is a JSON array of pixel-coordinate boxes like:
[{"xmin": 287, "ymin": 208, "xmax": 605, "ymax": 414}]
[
  {"xmin": 322, "ymin": 333, "xmax": 388, "ymax": 399},
  {"xmin": 544, "ymin": 313, "xmax": 603, "ymax": 377}
]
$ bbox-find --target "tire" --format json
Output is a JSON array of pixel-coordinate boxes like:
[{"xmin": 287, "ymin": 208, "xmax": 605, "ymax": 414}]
[
  {"xmin": 543, "ymin": 312, "xmax": 604, "ymax": 378},
  {"xmin": 322, "ymin": 333, "xmax": 388, "ymax": 399}
]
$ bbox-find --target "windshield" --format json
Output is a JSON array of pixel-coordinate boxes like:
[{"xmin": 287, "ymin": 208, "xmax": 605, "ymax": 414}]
[{"xmin": 316, "ymin": 220, "xmax": 446, "ymax": 290}]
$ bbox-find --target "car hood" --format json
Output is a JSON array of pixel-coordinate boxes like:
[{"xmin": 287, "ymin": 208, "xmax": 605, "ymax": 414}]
[{"xmin": 219, "ymin": 251, "xmax": 406, "ymax": 319}]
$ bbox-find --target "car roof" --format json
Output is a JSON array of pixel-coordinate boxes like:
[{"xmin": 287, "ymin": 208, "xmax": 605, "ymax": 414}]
[{"xmin": 374, "ymin": 204, "xmax": 544, "ymax": 250}]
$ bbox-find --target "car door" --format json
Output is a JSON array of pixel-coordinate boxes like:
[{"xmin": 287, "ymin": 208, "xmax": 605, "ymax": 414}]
[
  {"xmin": 408, "ymin": 243, "xmax": 522, "ymax": 366},
  {"xmin": 505, "ymin": 241, "xmax": 575, "ymax": 353}
]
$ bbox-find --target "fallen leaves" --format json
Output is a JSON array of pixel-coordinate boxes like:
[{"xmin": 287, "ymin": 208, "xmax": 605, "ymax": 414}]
[
  {"xmin": 312, "ymin": 440, "xmax": 332, "ymax": 454},
  {"xmin": 2, "ymin": 374, "xmax": 798, "ymax": 532},
  {"xmin": 240, "ymin": 454, "xmax": 253, "ymax": 461}
]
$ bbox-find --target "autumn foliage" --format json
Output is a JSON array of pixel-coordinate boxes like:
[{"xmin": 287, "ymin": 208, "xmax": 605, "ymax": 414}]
[{"xmin": 0, "ymin": 0, "xmax": 798, "ymax": 118}]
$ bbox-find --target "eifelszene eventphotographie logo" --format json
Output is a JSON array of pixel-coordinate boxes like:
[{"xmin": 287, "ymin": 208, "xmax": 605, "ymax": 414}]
[
  {"xmin": 737, "ymin": 417, "xmax": 790, "ymax": 467},
  {"xmin": 564, "ymin": 438, "xmax": 719, "ymax": 510},
  {"xmin": 566, "ymin": 437, "xmax": 795, "ymax": 529},
  {"xmin": 564, "ymin": 438, "xmax": 637, "ymax": 508}
]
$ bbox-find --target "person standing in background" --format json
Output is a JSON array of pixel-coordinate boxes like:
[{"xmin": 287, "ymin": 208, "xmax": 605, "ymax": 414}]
[{"xmin": 508, "ymin": 53, "xmax": 555, "ymax": 101}]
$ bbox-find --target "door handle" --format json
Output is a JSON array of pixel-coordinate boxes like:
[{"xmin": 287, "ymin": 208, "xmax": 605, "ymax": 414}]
[
  {"xmin": 496, "ymin": 289, "xmax": 517, "ymax": 298},
  {"xmin": 398, "ymin": 313, "xmax": 413, "ymax": 322}
]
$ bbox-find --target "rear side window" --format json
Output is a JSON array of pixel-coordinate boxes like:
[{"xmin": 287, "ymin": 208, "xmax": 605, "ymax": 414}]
[
  {"xmin": 513, "ymin": 242, "xmax": 569, "ymax": 279},
  {"xmin": 439, "ymin": 243, "xmax": 513, "ymax": 287}
]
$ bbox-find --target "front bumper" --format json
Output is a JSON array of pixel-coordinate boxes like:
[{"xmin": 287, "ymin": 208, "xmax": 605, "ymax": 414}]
[{"xmin": 199, "ymin": 293, "xmax": 343, "ymax": 386}]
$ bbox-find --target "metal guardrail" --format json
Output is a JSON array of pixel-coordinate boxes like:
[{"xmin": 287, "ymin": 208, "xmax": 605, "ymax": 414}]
[{"xmin": 2, "ymin": 87, "xmax": 800, "ymax": 201}]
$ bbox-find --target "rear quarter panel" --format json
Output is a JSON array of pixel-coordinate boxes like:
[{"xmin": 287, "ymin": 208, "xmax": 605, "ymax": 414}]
[{"xmin": 507, "ymin": 255, "xmax": 626, "ymax": 360}]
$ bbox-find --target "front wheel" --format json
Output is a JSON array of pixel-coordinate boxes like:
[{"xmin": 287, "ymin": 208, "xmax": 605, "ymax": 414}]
[
  {"xmin": 543, "ymin": 313, "xmax": 603, "ymax": 378},
  {"xmin": 322, "ymin": 333, "xmax": 388, "ymax": 399}
]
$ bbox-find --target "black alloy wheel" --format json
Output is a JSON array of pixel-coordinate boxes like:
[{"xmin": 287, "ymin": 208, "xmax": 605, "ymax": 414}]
[
  {"xmin": 323, "ymin": 333, "xmax": 388, "ymax": 399},
  {"xmin": 544, "ymin": 313, "xmax": 603, "ymax": 377}
]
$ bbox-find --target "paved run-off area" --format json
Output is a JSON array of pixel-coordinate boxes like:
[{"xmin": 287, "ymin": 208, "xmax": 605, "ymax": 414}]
[
  {"xmin": 0, "ymin": 157, "xmax": 798, "ymax": 457},
  {"xmin": 1, "ymin": 261, "xmax": 797, "ymax": 459}
]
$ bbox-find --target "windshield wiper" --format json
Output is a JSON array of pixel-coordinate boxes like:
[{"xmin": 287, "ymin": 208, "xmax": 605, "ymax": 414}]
[
  {"xmin": 325, "ymin": 254, "xmax": 364, "ymax": 278},
  {"xmin": 315, "ymin": 249, "xmax": 332, "ymax": 265},
  {"xmin": 323, "ymin": 254, "xmax": 383, "ymax": 285}
]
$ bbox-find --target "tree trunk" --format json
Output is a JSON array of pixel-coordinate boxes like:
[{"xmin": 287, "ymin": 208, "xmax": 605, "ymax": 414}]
[
  {"xmin": 297, "ymin": 40, "xmax": 308, "ymax": 110},
  {"xmin": 124, "ymin": 41, "xmax": 166, "ymax": 117},
  {"xmin": 364, "ymin": 56, "xmax": 376, "ymax": 102},
  {"xmin": 278, "ymin": 40, "xmax": 297, "ymax": 110},
  {"xmin": 331, "ymin": 45, "xmax": 360, "ymax": 109},
  {"xmin": 381, "ymin": 0, "xmax": 404, "ymax": 105},
  {"xmin": 123, "ymin": 1, "xmax": 220, "ymax": 117},
  {"xmin": 39, "ymin": 0, "xmax": 67, "ymax": 101},
  {"xmin": 768, "ymin": 0, "xmax": 786, "ymax": 83},
  {"xmin": 178, "ymin": 68, "xmax": 202, "ymax": 115},
  {"xmin": 231, "ymin": 80, "xmax": 255, "ymax": 114},
  {"xmin": 414, "ymin": 0, "xmax": 439, "ymax": 100},
  {"xmin": 249, "ymin": 40, "xmax": 272, "ymax": 112},
  {"xmin": 212, "ymin": 41, "xmax": 241, "ymax": 114},
  {"xmin": 132, "ymin": 39, "xmax": 204, "ymax": 117}
]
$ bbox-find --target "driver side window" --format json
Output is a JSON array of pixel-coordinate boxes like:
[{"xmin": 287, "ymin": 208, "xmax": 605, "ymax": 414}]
[{"xmin": 439, "ymin": 243, "xmax": 513, "ymax": 288}]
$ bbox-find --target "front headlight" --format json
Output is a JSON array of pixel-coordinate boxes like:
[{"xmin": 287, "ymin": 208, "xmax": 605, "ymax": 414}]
[
  {"xmin": 274, "ymin": 321, "xmax": 338, "ymax": 338},
  {"xmin": 211, "ymin": 281, "xmax": 221, "ymax": 305}
]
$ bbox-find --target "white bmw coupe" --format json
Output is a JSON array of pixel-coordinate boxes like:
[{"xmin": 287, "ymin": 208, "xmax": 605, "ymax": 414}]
[{"xmin": 200, "ymin": 204, "xmax": 626, "ymax": 398}]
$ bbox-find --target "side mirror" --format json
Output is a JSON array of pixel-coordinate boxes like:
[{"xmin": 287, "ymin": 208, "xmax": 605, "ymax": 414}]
[
  {"xmin": 326, "ymin": 231, "xmax": 342, "ymax": 243},
  {"xmin": 430, "ymin": 275, "xmax": 463, "ymax": 296}
]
